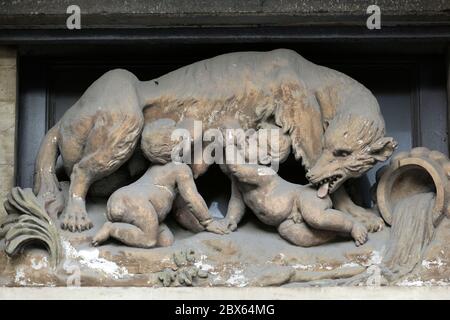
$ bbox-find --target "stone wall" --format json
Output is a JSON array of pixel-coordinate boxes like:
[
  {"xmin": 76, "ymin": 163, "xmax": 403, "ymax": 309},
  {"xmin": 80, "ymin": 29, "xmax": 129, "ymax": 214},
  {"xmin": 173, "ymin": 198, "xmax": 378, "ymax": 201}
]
[{"xmin": 0, "ymin": 46, "xmax": 16, "ymax": 220}]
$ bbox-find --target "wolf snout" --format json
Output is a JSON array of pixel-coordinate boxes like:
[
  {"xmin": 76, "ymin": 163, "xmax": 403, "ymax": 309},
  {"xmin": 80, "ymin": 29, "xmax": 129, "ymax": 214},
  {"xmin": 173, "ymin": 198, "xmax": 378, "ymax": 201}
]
[{"xmin": 306, "ymin": 171, "xmax": 315, "ymax": 182}]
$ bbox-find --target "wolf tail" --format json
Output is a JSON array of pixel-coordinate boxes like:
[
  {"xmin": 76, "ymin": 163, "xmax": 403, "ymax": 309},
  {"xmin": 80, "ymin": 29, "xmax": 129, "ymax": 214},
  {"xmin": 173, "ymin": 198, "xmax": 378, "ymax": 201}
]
[{"xmin": 33, "ymin": 122, "xmax": 64, "ymax": 218}]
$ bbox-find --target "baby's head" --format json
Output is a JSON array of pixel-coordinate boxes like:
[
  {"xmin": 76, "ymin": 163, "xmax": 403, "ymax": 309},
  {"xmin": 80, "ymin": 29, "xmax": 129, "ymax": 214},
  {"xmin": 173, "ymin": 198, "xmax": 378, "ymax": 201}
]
[
  {"xmin": 223, "ymin": 122, "xmax": 291, "ymax": 165},
  {"xmin": 256, "ymin": 123, "xmax": 292, "ymax": 165},
  {"xmin": 141, "ymin": 118, "xmax": 177, "ymax": 164}
]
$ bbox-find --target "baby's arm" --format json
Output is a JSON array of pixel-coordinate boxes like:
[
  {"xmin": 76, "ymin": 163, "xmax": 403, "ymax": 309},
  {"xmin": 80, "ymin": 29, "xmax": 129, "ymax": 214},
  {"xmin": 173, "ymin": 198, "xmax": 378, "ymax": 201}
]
[
  {"xmin": 226, "ymin": 144, "xmax": 274, "ymax": 186},
  {"xmin": 222, "ymin": 176, "xmax": 246, "ymax": 231},
  {"xmin": 175, "ymin": 164, "xmax": 229, "ymax": 234},
  {"xmin": 228, "ymin": 163, "xmax": 274, "ymax": 185}
]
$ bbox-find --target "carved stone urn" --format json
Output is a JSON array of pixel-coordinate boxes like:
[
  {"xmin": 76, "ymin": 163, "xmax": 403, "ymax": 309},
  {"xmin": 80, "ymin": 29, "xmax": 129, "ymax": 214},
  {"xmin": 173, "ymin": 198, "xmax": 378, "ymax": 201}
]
[{"xmin": 376, "ymin": 147, "xmax": 450, "ymax": 227}]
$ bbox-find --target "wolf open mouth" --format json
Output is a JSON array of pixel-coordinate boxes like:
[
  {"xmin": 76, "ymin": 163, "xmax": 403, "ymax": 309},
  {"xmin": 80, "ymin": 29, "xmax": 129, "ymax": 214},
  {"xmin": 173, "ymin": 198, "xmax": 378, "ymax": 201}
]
[{"xmin": 313, "ymin": 174, "xmax": 343, "ymax": 198}]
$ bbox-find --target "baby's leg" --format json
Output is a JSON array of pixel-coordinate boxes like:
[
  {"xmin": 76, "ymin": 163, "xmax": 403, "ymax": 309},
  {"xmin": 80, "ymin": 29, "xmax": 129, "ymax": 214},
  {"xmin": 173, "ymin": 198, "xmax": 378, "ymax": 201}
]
[
  {"xmin": 92, "ymin": 190, "xmax": 159, "ymax": 248},
  {"xmin": 157, "ymin": 223, "xmax": 174, "ymax": 247},
  {"xmin": 278, "ymin": 219, "xmax": 336, "ymax": 247},
  {"xmin": 298, "ymin": 189, "xmax": 368, "ymax": 246}
]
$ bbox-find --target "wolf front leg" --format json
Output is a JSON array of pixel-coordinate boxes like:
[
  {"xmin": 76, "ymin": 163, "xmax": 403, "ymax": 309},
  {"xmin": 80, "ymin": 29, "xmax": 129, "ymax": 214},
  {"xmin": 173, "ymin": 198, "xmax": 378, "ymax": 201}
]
[{"xmin": 331, "ymin": 186, "xmax": 384, "ymax": 233}]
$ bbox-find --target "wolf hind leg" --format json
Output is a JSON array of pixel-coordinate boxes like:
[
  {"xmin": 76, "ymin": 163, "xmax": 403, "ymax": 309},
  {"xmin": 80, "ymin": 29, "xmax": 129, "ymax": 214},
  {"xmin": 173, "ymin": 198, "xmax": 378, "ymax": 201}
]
[{"xmin": 61, "ymin": 112, "xmax": 144, "ymax": 232}]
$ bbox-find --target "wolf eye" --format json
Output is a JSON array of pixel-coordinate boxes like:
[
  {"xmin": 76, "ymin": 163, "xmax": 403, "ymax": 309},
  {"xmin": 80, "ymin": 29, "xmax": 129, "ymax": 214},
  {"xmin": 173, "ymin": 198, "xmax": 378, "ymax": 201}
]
[{"xmin": 333, "ymin": 149, "xmax": 351, "ymax": 157}]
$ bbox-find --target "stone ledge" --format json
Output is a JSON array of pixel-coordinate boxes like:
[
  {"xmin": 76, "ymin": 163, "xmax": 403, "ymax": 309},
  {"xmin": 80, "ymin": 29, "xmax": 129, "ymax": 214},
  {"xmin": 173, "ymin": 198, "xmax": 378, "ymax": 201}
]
[
  {"xmin": 0, "ymin": 0, "xmax": 448, "ymax": 16},
  {"xmin": 0, "ymin": 286, "xmax": 448, "ymax": 300},
  {"xmin": 0, "ymin": 0, "xmax": 450, "ymax": 28}
]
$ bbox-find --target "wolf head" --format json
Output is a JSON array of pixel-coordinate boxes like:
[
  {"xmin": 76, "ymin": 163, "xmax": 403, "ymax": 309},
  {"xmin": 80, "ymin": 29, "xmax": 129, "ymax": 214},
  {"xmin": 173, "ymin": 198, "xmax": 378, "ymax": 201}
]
[{"xmin": 306, "ymin": 114, "xmax": 397, "ymax": 197}]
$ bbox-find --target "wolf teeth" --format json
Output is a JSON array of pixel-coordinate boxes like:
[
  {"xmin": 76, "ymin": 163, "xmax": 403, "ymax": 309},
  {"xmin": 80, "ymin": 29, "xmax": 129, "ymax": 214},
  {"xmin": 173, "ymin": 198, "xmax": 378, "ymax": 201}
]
[
  {"xmin": 315, "ymin": 174, "xmax": 343, "ymax": 190},
  {"xmin": 312, "ymin": 173, "xmax": 344, "ymax": 190}
]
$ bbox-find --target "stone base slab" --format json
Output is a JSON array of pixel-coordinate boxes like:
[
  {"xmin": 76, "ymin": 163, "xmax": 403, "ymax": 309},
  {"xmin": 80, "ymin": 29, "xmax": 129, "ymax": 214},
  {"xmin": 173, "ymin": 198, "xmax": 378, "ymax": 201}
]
[{"xmin": 0, "ymin": 287, "xmax": 449, "ymax": 300}]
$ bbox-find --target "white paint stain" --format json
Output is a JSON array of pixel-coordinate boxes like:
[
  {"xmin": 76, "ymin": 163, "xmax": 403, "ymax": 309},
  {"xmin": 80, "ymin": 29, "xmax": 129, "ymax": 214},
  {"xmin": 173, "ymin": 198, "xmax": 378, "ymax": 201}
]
[
  {"xmin": 397, "ymin": 278, "xmax": 449, "ymax": 287},
  {"xmin": 62, "ymin": 240, "xmax": 129, "ymax": 279},
  {"xmin": 194, "ymin": 254, "xmax": 214, "ymax": 272},
  {"xmin": 422, "ymin": 258, "xmax": 446, "ymax": 269},
  {"xmin": 161, "ymin": 257, "xmax": 172, "ymax": 264},
  {"xmin": 31, "ymin": 256, "xmax": 48, "ymax": 270},
  {"xmin": 226, "ymin": 269, "xmax": 248, "ymax": 287},
  {"xmin": 292, "ymin": 264, "xmax": 312, "ymax": 270},
  {"xmin": 361, "ymin": 250, "xmax": 383, "ymax": 267},
  {"xmin": 14, "ymin": 267, "xmax": 27, "ymax": 286},
  {"xmin": 340, "ymin": 262, "xmax": 360, "ymax": 268}
]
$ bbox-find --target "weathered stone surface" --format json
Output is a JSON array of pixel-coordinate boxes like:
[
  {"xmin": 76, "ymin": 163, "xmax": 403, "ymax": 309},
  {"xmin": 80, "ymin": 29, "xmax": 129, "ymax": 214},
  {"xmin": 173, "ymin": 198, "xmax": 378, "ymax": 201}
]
[
  {"xmin": 0, "ymin": 67, "xmax": 16, "ymax": 101},
  {"xmin": 0, "ymin": 127, "xmax": 14, "ymax": 166},
  {"xmin": 0, "ymin": 198, "xmax": 448, "ymax": 287},
  {"xmin": 0, "ymin": 199, "xmax": 387, "ymax": 287},
  {"xmin": 0, "ymin": 47, "xmax": 16, "ymax": 221},
  {"xmin": 0, "ymin": 0, "xmax": 449, "ymax": 28},
  {"xmin": 0, "ymin": 165, "xmax": 13, "ymax": 190},
  {"xmin": 0, "ymin": 101, "xmax": 16, "ymax": 166},
  {"xmin": 0, "ymin": 164, "xmax": 14, "ymax": 219}
]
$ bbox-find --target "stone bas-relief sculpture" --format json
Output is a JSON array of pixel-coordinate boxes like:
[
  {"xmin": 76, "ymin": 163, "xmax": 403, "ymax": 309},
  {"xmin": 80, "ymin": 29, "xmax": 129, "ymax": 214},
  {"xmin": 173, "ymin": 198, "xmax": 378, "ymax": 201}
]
[
  {"xmin": 0, "ymin": 49, "xmax": 448, "ymax": 287},
  {"xmin": 219, "ymin": 124, "xmax": 369, "ymax": 247},
  {"xmin": 35, "ymin": 48, "xmax": 394, "ymax": 232}
]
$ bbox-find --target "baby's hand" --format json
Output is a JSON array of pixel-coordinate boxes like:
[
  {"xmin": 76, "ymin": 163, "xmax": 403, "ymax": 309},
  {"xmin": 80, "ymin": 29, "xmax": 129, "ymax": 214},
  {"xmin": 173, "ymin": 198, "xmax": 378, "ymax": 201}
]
[
  {"xmin": 205, "ymin": 219, "xmax": 230, "ymax": 235},
  {"xmin": 223, "ymin": 217, "xmax": 238, "ymax": 232},
  {"xmin": 213, "ymin": 217, "xmax": 238, "ymax": 232}
]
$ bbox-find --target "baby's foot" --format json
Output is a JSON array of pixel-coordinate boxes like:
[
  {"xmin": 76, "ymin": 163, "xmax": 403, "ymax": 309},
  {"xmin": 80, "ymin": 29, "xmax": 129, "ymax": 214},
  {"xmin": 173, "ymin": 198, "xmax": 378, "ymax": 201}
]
[
  {"xmin": 92, "ymin": 222, "xmax": 112, "ymax": 246},
  {"xmin": 361, "ymin": 215, "xmax": 385, "ymax": 233},
  {"xmin": 351, "ymin": 222, "xmax": 368, "ymax": 247},
  {"xmin": 157, "ymin": 223, "xmax": 175, "ymax": 247}
]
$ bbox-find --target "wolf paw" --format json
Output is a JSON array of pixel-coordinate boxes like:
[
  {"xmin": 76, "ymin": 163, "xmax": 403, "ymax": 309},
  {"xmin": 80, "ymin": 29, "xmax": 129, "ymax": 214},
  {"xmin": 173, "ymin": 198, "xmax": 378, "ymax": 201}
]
[{"xmin": 60, "ymin": 199, "xmax": 93, "ymax": 232}]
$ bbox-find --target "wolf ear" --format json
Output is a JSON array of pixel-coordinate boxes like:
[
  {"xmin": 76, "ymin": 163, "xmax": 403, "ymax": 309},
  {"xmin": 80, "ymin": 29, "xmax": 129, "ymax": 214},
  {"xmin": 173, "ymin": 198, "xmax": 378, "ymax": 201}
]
[{"xmin": 369, "ymin": 137, "xmax": 398, "ymax": 162}]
